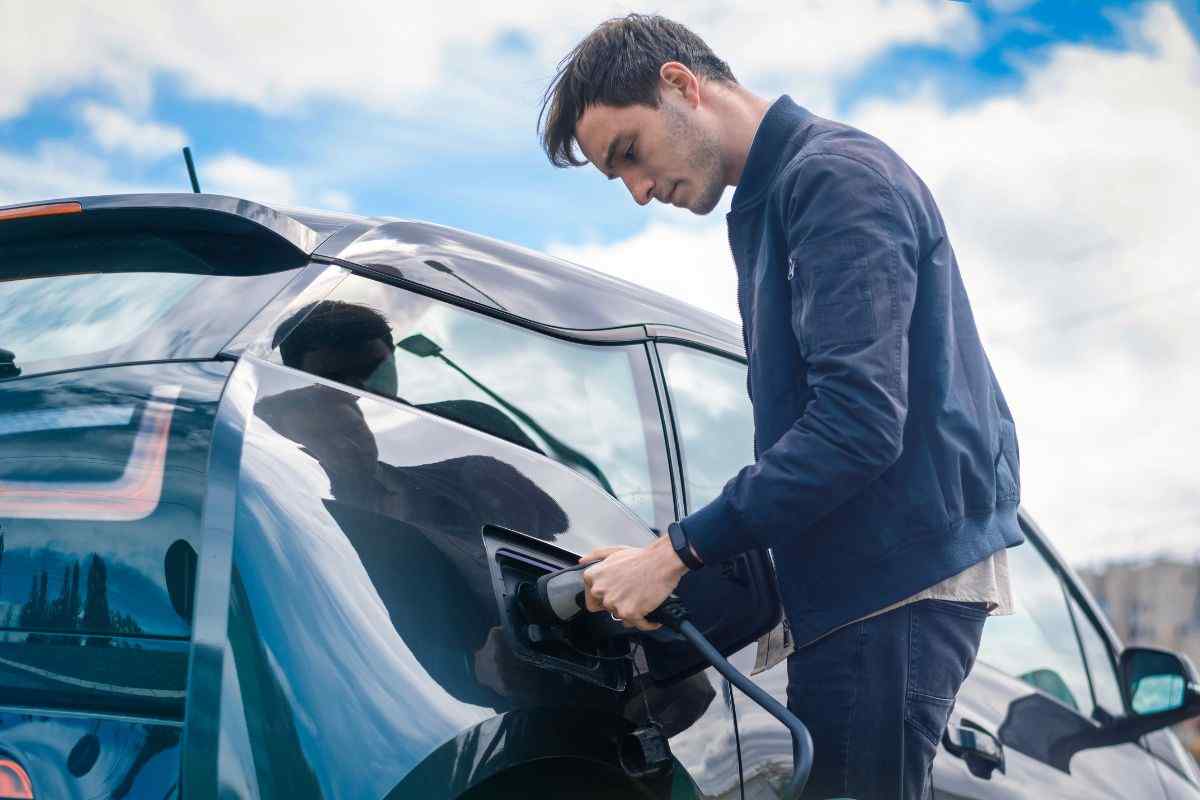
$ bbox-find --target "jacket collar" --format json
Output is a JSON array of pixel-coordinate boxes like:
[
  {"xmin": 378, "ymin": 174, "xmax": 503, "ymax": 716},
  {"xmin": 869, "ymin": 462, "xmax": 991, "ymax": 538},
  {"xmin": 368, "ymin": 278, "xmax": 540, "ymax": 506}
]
[{"xmin": 729, "ymin": 95, "xmax": 811, "ymax": 214}]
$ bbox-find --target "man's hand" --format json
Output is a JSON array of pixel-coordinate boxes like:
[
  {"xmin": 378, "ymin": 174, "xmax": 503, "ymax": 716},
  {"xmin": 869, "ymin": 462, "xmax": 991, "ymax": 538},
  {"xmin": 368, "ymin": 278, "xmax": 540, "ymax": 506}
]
[{"xmin": 578, "ymin": 537, "xmax": 690, "ymax": 631}]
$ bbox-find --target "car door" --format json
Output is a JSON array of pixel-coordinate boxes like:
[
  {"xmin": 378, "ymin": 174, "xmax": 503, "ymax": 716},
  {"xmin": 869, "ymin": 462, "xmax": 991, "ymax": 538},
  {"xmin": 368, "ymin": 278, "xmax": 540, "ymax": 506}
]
[
  {"xmin": 933, "ymin": 524, "xmax": 1167, "ymax": 799},
  {"xmin": 653, "ymin": 342, "xmax": 798, "ymax": 796},
  {"xmin": 197, "ymin": 269, "xmax": 761, "ymax": 798}
]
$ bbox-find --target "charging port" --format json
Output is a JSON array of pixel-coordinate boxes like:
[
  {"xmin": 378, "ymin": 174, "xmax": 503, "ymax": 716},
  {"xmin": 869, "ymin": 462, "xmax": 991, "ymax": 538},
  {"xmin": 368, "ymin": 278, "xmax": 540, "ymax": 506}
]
[{"xmin": 481, "ymin": 525, "xmax": 631, "ymax": 692}]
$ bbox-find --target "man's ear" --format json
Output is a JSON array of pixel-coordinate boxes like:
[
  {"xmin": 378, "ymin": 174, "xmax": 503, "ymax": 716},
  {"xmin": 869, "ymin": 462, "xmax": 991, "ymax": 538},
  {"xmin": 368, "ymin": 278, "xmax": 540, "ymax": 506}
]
[{"xmin": 659, "ymin": 62, "xmax": 701, "ymax": 108}]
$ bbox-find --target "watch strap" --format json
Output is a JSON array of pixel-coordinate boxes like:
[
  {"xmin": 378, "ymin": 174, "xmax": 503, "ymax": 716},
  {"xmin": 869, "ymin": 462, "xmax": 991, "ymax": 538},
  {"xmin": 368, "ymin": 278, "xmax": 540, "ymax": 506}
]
[{"xmin": 668, "ymin": 522, "xmax": 704, "ymax": 570}]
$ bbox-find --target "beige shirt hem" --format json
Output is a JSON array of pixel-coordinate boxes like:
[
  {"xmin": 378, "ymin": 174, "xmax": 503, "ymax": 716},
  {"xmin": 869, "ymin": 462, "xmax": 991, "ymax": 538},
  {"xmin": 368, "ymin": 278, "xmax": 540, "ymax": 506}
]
[{"xmin": 793, "ymin": 548, "xmax": 1013, "ymax": 652}]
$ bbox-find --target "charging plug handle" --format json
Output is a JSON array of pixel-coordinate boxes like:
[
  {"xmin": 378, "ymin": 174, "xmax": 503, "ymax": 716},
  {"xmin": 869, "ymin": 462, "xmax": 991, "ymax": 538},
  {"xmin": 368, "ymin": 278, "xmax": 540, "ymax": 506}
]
[{"xmin": 525, "ymin": 563, "xmax": 590, "ymax": 624}]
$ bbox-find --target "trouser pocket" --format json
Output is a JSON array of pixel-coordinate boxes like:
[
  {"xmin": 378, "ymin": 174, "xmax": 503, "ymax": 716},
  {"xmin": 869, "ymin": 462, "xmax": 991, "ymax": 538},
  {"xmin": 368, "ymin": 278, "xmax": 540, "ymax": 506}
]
[{"xmin": 905, "ymin": 600, "xmax": 986, "ymax": 742}]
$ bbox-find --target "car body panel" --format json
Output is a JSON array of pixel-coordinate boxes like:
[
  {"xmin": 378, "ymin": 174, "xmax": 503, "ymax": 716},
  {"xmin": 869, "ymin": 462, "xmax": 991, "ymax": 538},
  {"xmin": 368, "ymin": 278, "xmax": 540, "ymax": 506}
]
[
  {"xmin": 0, "ymin": 710, "xmax": 182, "ymax": 799},
  {"xmin": 933, "ymin": 661, "xmax": 1165, "ymax": 798},
  {"xmin": 1156, "ymin": 751, "xmax": 1200, "ymax": 799},
  {"xmin": 186, "ymin": 357, "xmax": 743, "ymax": 799},
  {"xmin": 0, "ymin": 360, "xmax": 231, "ymax": 798}
]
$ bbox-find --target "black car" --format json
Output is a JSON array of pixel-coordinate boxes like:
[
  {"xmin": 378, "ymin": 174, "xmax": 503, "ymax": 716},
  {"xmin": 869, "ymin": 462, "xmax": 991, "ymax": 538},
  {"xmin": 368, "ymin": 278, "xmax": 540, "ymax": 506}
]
[{"xmin": 0, "ymin": 193, "xmax": 1197, "ymax": 799}]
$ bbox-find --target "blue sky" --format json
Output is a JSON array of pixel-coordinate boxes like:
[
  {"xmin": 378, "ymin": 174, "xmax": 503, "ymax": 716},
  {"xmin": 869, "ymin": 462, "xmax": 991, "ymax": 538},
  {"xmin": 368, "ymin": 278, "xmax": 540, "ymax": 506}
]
[{"xmin": 1, "ymin": 0, "xmax": 1198, "ymax": 565}]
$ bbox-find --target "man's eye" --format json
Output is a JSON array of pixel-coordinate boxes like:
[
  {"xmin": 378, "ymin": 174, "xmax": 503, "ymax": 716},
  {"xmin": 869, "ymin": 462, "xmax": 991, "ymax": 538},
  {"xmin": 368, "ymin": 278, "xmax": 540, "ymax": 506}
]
[{"xmin": 624, "ymin": 144, "xmax": 636, "ymax": 162}]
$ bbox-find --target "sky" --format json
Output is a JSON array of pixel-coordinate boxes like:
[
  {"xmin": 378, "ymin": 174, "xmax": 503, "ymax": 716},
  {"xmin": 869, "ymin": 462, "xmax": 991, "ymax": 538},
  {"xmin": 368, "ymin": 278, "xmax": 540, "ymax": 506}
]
[{"xmin": 1, "ymin": 0, "xmax": 1198, "ymax": 568}]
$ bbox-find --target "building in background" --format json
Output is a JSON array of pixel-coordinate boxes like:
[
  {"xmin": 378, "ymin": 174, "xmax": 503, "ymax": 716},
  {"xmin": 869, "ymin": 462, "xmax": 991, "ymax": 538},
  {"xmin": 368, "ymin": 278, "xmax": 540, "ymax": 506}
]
[{"xmin": 1081, "ymin": 558, "xmax": 1200, "ymax": 762}]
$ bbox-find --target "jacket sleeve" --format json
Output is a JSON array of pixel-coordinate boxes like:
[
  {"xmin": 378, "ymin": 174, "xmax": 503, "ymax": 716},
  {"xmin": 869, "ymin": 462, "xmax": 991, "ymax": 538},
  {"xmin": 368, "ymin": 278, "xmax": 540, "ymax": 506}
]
[{"xmin": 682, "ymin": 153, "xmax": 919, "ymax": 564}]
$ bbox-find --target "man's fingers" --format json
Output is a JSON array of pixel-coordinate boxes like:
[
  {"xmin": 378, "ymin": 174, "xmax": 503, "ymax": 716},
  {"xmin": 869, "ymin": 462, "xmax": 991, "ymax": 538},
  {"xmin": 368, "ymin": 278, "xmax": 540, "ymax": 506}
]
[
  {"xmin": 577, "ymin": 546, "xmax": 631, "ymax": 565},
  {"xmin": 584, "ymin": 588, "xmax": 604, "ymax": 613},
  {"xmin": 616, "ymin": 615, "xmax": 660, "ymax": 631}
]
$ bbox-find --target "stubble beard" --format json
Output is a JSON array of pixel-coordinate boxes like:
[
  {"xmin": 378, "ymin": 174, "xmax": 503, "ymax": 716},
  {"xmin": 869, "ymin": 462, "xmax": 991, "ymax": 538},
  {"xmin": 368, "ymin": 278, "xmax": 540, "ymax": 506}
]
[{"xmin": 665, "ymin": 104, "xmax": 725, "ymax": 215}]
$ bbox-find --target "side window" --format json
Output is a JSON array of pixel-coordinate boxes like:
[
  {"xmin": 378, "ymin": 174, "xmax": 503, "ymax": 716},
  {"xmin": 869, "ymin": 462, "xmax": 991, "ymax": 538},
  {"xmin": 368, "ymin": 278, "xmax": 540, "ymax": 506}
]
[
  {"xmin": 976, "ymin": 539, "xmax": 1097, "ymax": 718},
  {"xmin": 657, "ymin": 344, "xmax": 755, "ymax": 511},
  {"xmin": 1066, "ymin": 590, "xmax": 1126, "ymax": 718},
  {"xmin": 268, "ymin": 274, "xmax": 671, "ymax": 529}
]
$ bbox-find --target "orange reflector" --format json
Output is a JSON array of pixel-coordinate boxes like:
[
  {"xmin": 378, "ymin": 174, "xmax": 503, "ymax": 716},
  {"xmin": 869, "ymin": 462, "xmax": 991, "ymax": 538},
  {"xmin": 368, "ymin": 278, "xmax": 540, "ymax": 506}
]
[
  {"xmin": 0, "ymin": 201, "xmax": 83, "ymax": 222},
  {"xmin": 0, "ymin": 756, "xmax": 32, "ymax": 800}
]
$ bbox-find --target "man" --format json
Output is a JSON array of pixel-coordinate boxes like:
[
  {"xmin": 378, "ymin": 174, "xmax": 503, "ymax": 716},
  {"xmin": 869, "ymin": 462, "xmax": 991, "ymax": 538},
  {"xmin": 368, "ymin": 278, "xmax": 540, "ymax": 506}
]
[{"xmin": 538, "ymin": 14, "xmax": 1023, "ymax": 799}]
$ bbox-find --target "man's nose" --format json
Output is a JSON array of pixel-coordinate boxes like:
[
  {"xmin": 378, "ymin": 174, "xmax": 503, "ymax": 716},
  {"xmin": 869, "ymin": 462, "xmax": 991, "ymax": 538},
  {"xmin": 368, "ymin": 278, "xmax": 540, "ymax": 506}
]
[{"xmin": 622, "ymin": 174, "xmax": 654, "ymax": 206}]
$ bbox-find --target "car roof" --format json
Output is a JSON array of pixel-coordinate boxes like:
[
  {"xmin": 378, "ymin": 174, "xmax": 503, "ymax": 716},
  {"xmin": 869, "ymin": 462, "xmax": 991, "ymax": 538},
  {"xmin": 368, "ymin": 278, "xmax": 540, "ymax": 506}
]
[{"xmin": 282, "ymin": 203, "xmax": 743, "ymax": 351}]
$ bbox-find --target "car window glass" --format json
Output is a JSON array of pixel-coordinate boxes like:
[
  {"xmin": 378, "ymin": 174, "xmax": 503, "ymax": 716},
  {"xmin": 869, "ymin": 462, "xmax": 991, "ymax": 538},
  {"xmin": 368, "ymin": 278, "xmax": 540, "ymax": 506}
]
[
  {"xmin": 0, "ymin": 273, "xmax": 204, "ymax": 367},
  {"xmin": 0, "ymin": 232, "xmax": 303, "ymax": 381},
  {"xmin": 269, "ymin": 274, "xmax": 669, "ymax": 528},
  {"xmin": 658, "ymin": 344, "xmax": 755, "ymax": 511},
  {"xmin": 977, "ymin": 539, "xmax": 1095, "ymax": 718},
  {"xmin": 1067, "ymin": 590, "xmax": 1125, "ymax": 717}
]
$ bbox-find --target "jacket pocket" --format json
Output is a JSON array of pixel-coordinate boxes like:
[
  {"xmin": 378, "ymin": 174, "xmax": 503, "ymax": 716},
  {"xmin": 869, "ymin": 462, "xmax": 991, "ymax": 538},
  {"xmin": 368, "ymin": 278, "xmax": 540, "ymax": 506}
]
[
  {"xmin": 790, "ymin": 234, "xmax": 878, "ymax": 350},
  {"xmin": 796, "ymin": 235, "xmax": 883, "ymax": 347}
]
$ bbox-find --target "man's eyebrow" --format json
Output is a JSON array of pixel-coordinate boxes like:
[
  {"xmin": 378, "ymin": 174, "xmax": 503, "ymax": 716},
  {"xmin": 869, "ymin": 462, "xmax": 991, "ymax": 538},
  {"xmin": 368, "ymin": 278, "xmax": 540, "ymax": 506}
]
[{"xmin": 602, "ymin": 134, "xmax": 622, "ymax": 178}]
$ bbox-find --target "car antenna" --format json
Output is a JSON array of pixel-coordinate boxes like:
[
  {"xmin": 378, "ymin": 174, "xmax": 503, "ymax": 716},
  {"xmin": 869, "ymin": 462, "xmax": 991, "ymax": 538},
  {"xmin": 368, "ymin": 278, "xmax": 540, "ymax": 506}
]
[{"xmin": 182, "ymin": 146, "xmax": 202, "ymax": 193}]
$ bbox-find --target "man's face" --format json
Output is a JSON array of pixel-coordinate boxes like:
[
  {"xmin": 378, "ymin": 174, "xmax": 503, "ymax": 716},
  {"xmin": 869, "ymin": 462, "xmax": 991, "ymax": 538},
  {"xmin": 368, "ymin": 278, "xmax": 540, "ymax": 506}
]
[
  {"xmin": 575, "ymin": 90, "xmax": 725, "ymax": 215},
  {"xmin": 300, "ymin": 336, "xmax": 398, "ymax": 397}
]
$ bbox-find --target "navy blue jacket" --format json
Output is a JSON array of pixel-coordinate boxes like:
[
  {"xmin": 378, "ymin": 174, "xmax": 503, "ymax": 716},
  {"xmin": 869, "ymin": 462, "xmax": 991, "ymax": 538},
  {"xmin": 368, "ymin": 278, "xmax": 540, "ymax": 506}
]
[{"xmin": 680, "ymin": 96, "xmax": 1024, "ymax": 646}]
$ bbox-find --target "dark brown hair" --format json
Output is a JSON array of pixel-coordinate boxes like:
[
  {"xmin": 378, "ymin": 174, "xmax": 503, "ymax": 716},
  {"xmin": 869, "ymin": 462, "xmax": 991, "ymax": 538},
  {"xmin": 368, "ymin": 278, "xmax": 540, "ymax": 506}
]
[{"xmin": 539, "ymin": 14, "xmax": 737, "ymax": 168}]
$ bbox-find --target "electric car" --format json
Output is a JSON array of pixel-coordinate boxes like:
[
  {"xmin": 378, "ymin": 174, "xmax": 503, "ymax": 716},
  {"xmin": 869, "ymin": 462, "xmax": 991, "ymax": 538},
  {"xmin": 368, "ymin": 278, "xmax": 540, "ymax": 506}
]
[{"xmin": 0, "ymin": 193, "xmax": 1197, "ymax": 799}]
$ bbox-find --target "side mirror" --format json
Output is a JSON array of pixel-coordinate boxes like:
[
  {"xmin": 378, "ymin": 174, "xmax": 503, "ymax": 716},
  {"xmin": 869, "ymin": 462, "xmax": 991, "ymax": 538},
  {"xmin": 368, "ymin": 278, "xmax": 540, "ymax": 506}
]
[
  {"xmin": 1121, "ymin": 647, "xmax": 1200, "ymax": 717},
  {"xmin": 1002, "ymin": 646, "xmax": 1200, "ymax": 765},
  {"xmin": 1094, "ymin": 647, "xmax": 1200, "ymax": 744}
]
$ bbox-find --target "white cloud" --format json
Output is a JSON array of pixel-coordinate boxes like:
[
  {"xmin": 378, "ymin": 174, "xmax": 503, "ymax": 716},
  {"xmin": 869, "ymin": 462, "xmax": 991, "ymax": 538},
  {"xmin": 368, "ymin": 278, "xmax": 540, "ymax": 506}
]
[
  {"xmin": 78, "ymin": 102, "xmax": 186, "ymax": 160},
  {"xmin": 204, "ymin": 153, "xmax": 299, "ymax": 206},
  {"xmin": 317, "ymin": 189, "xmax": 354, "ymax": 211},
  {"xmin": 0, "ymin": 1, "xmax": 977, "ymax": 128},
  {"xmin": 690, "ymin": 0, "xmax": 978, "ymax": 112},
  {"xmin": 0, "ymin": 143, "xmax": 306, "ymax": 209},
  {"xmin": 0, "ymin": 141, "xmax": 162, "ymax": 206},
  {"xmin": 556, "ymin": 2, "xmax": 1200, "ymax": 566},
  {"xmin": 552, "ymin": 205, "xmax": 740, "ymax": 322},
  {"xmin": 0, "ymin": 133, "xmax": 349, "ymax": 210},
  {"xmin": 0, "ymin": 0, "xmax": 981, "ymax": 211}
]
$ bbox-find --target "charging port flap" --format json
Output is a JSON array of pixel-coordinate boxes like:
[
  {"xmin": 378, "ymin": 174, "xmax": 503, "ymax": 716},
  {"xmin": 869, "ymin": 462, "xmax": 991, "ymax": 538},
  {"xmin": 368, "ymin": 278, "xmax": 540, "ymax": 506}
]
[{"xmin": 481, "ymin": 524, "xmax": 630, "ymax": 692}]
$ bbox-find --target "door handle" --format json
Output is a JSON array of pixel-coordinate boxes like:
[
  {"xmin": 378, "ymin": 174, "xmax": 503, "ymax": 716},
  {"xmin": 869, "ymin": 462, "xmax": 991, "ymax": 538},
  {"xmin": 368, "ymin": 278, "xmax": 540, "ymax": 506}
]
[{"xmin": 943, "ymin": 721, "xmax": 1004, "ymax": 778}]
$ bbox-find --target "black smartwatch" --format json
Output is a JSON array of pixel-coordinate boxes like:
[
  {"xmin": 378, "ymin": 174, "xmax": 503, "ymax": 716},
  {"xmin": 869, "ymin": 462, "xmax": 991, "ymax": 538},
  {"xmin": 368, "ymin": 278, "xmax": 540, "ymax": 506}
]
[{"xmin": 667, "ymin": 522, "xmax": 704, "ymax": 571}]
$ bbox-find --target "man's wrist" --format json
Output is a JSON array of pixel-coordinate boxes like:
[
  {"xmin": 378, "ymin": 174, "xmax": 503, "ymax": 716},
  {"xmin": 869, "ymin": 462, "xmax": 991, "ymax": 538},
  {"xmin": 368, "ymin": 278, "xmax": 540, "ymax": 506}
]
[{"xmin": 655, "ymin": 535, "xmax": 691, "ymax": 579}]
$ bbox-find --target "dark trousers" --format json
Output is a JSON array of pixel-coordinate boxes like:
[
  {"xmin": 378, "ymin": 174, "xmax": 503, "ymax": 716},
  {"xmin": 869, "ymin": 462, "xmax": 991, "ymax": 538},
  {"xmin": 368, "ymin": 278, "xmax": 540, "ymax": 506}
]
[{"xmin": 785, "ymin": 598, "xmax": 988, "ymax": 799}]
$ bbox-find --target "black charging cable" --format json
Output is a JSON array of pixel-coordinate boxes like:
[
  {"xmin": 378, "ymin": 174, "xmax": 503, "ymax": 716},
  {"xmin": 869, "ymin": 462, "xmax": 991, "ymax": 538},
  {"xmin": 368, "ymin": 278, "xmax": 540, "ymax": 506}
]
[
  {"xmin": 647, "ymin": 599, "xmax": 813, "ymax": 800},
  {"xmin": 525, "ymin": 566, "xmax": 814, "ymax": 799}
]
